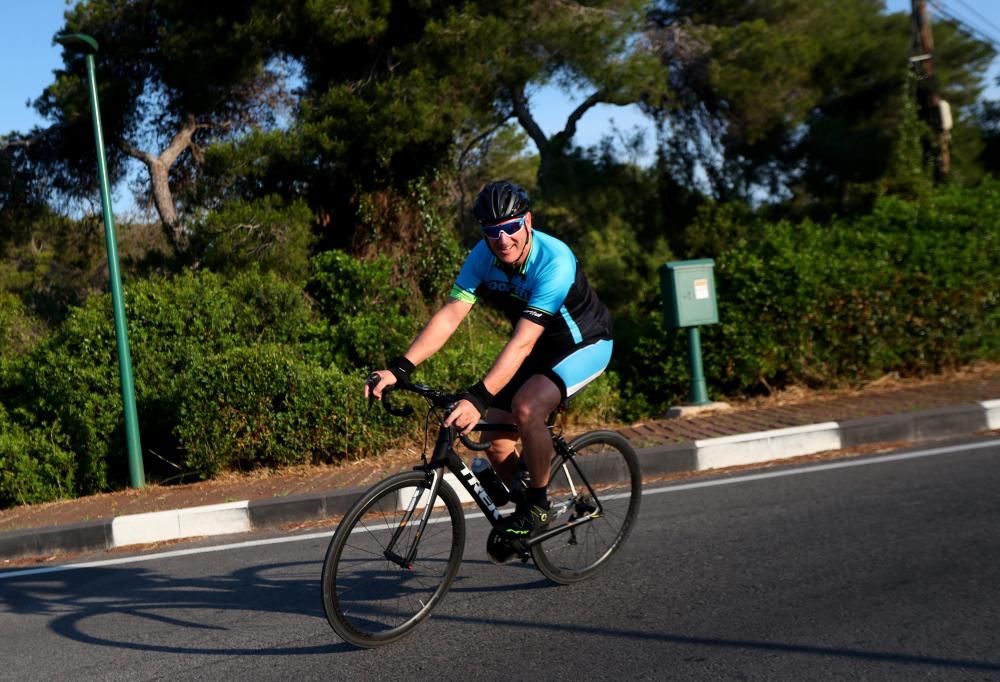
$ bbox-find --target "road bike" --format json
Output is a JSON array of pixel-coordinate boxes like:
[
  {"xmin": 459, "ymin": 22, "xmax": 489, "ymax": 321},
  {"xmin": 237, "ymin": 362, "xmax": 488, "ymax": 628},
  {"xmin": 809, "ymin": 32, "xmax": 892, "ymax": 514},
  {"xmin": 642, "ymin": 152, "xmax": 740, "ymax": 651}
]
[{"xmin": 320, "ymin": 379, "xmax": 641, "ymax": 647}]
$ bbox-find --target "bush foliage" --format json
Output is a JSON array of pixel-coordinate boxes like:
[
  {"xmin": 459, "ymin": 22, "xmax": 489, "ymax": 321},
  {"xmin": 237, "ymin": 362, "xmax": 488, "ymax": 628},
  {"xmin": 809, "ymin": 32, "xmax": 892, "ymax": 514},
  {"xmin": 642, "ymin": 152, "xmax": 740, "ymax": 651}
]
[
  {"xmin": 175, "ymin": 344, "xmax": 370, "ymax": 477},
  {"xmin": 1, "ymin": 181, "xmax": 998, "ymax": 505},
  {"xmin": 0, "ymin": 404, "xmax": 75, "ymax": 507},
  {"xmin": 616, "ymin": 182, "xmax": 1000, "ymax": 417}
]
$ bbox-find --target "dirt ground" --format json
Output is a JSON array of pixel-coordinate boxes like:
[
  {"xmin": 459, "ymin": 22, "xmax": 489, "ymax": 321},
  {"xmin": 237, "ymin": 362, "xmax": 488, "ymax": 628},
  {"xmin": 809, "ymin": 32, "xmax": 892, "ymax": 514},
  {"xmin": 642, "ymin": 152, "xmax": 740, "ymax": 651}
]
[{"xmin": 2, "ymin": 362, "xmax": 998, "ymax": 536}]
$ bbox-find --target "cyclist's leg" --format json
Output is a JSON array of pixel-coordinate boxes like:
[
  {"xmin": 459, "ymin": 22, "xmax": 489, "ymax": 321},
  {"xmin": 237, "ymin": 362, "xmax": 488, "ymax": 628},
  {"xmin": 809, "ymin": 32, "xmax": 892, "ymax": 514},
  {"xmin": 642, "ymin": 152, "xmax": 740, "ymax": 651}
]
[
  {"xmin": 498, "ymin": 339, "xmax": 615, "ymax": 539},
  {"xmin": 508, "ymin": 338, "xmax": 613, "ymax": 494},
  {"xmin": 510, "ymin": 376, "xmax": 562, "ymax": 489},
  {"xmin": 491, "ymin": 376, "xmax": 561, "ymax": 538},
  {"xmin": 481, "ymin": 406, "xmax": 519, "ymax": 486},
  {"xmin": 526, "ymin": 337, "xmax": 614, "ymax": 488},
  {"xmin": 532, "ymin": 339, "xmax": 614, "ymax": 485},
  {"xmin": 486, "ymin": 353, "xmax": 547, "ymax": 486}
]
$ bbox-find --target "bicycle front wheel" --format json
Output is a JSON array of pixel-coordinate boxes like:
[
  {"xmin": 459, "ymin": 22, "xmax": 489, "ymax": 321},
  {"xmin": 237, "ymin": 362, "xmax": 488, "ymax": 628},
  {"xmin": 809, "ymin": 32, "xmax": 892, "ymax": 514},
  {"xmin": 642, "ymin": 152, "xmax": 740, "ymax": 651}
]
[
  {"xmin": 531, "ymin": 430, "xmax": 641, "ymax": 584},
  {"xmin": 321, "ymin": 470, "xmax": 466, "ymax": 647}
]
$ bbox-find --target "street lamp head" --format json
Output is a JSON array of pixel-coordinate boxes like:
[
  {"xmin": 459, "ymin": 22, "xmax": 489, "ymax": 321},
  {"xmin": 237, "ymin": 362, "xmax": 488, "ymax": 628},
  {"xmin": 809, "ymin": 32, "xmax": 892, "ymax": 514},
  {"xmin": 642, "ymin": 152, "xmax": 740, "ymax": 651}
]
[{"xmin": 55, "ymin": 33, "xmax": 99, "ymax": 54}]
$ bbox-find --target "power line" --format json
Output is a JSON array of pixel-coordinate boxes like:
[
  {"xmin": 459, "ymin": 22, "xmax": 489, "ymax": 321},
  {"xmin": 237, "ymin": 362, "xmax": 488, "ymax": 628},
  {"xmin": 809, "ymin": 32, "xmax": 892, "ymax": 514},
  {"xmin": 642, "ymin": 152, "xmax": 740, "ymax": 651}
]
[
  {"xmin": 933, "ymin": 1, "xmax": 1000, "ymax": 47},
  {"xmin": 930, "ymin": 0, "xmax": 1000, "ymax": 50},
  {"xmin": 949, "ymin": 0, "xmax": 1000, "ymax": 42}
]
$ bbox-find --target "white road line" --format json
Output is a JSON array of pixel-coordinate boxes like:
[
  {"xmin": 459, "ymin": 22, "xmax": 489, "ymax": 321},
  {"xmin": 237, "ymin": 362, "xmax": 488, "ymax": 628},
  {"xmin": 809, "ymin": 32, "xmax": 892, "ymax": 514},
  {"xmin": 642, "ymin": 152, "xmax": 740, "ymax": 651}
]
[
  {"xmin": 2, "ymin": 437, "xmax": 996, "ymax": 581},
  {"xmin": 645, "ymin": 438, "xmax": 998, "ymax": 495}
]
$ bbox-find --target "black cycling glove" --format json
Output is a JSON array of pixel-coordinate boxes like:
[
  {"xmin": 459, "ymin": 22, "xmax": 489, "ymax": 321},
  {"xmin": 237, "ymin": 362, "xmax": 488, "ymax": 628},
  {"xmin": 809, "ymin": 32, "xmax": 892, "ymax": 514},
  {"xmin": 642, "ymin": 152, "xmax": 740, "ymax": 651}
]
[
  {"xmin": 387, "ymin": 355, "xmax": 415, "ymax": 384},
  {"xmin": 461, "ymin": 380, "xmax": 494, "ymax": 418}
]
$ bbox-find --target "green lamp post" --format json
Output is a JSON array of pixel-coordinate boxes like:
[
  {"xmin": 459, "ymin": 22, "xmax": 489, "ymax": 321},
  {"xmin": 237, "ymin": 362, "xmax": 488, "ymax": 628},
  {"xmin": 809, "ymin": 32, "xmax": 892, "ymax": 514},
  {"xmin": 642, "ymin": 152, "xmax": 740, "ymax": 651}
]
[{"xmin": 55, "ymin": 32, "xmax": 145, "ymax": 488}]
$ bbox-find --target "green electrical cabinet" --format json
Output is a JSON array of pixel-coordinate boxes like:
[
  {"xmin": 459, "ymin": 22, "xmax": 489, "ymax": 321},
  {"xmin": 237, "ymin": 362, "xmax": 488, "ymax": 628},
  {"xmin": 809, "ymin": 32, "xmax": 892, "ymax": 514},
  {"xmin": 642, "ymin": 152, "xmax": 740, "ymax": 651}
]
[
  {"xmin": 659, "ymin": 259, "xmax": 720, "ymax": 407},
  {"xmin": 659, "ymin": 259, "xmax": 718, "ymax": 328}
]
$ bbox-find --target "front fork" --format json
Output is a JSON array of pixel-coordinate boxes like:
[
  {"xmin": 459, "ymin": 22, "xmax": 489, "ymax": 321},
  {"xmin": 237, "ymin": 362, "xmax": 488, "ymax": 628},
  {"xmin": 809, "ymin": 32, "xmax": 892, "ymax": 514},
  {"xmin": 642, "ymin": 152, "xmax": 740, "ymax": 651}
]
[{"xmin": 384, "ymin": 467, "xmax": 446, "ymax": 568}]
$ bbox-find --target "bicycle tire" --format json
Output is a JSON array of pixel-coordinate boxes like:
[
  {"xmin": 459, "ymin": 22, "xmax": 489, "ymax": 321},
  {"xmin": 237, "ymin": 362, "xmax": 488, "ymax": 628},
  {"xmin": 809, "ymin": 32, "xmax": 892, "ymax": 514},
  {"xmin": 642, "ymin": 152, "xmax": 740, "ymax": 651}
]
[
  {"xmin": 321, "ymin": 470, "xmax": 466, "ymax": 647},
  {"xmin": 531, "ymin": 430, "xmax": 641, "ymax": 584}
]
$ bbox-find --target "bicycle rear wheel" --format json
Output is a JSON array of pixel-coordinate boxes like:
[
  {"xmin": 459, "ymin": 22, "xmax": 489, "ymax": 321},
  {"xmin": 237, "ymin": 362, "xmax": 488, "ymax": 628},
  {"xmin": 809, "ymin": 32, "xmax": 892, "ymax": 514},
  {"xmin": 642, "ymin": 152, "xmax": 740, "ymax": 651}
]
[
  {"xmin": 321, "ymin": 470, "xmax": 465, "ymax": 647},
  {"xmin": 531, "ymin": 430, "xmax": 641, "ymax": 584}
]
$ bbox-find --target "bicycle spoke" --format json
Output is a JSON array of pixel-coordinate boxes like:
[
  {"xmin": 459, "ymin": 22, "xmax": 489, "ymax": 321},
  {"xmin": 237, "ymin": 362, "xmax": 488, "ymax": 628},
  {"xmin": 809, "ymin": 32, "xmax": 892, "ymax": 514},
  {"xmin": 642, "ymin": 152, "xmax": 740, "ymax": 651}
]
[
  {"xmin": 322, "ymin": 472, "xmax": 465, "ymax": 647},
  {"xmin": 531, "ymin": 432, "xmax": 641, "ymax": 584}
]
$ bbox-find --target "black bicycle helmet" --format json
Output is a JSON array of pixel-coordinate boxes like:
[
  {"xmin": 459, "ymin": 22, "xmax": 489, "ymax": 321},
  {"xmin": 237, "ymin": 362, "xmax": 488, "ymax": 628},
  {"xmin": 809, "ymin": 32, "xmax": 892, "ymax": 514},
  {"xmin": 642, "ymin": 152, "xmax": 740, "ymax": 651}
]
[{"xmin": 473, "ymin": 181, "xmax": 530, "ymax": 224}]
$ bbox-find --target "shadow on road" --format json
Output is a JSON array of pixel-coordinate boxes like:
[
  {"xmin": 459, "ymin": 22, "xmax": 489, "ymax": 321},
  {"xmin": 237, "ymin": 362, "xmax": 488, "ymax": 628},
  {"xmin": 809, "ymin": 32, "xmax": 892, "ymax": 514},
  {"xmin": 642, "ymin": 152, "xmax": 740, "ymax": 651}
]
[
  {"xmin": 1, "ymin": 559, "xmax": 998, "ymax": 673},
  {"xmin": 0, "ymin": 557, "xmax": 548, "ymax": 656}
]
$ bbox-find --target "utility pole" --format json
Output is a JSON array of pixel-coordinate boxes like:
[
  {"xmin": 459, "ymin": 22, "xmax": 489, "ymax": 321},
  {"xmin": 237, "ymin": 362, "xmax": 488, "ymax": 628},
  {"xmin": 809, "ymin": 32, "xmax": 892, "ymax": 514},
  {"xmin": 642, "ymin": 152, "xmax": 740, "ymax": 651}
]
[{"xmin": 910, "ymin": 0, "xmax": 952, "ymax": 180}]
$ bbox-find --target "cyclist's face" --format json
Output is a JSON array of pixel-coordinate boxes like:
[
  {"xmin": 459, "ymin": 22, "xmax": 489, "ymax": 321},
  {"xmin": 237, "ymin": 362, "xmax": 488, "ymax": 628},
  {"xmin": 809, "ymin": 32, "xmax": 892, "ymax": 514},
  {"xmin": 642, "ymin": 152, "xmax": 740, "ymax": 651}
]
[{"xmin": 485, "ymin": 212, "xmax": 531, "ymax": 266}]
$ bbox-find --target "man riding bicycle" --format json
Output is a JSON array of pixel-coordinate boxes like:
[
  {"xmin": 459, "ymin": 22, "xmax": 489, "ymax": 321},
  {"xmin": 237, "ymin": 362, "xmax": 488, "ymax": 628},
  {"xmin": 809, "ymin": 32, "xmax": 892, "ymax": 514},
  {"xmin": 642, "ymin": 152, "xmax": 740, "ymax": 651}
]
[{"xmin": 366, "ymin": 180, "xmax": 613, "ymax": 549}]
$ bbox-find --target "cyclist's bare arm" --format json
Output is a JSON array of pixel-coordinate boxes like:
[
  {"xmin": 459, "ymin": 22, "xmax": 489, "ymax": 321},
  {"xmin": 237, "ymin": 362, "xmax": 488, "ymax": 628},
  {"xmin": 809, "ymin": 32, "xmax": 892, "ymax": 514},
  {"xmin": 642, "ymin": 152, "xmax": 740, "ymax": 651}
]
[
  {"xmin": 406, "ymin": 298, "xmax": 474, "ymax": 366},
  {"xmin": 366, "ymin": 298, "xmax": 473, "ymax": 399},
  {"xmin": 482, "ymin": 317, "xmax": 545, "ymax": 394}
]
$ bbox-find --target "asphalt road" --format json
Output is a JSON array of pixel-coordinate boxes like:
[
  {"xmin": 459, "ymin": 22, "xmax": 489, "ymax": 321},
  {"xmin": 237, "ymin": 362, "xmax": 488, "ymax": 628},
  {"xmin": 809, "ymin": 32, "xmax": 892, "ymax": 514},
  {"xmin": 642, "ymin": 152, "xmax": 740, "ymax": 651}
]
[{"xmin": 1, "ymin": 436, "xmax": 998, "ymax": 681}]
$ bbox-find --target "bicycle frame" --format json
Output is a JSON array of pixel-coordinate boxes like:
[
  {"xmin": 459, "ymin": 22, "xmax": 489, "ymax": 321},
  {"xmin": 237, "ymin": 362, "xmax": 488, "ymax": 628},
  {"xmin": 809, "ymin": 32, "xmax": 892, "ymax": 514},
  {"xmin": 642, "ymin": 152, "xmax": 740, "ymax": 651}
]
[
  {"xmin": 325, "ymin": 379, "xmax": 641, "ymax": 646},
  {"xmin": 384, "ymin": 420, "xmax": 605, "ymax": 569}
]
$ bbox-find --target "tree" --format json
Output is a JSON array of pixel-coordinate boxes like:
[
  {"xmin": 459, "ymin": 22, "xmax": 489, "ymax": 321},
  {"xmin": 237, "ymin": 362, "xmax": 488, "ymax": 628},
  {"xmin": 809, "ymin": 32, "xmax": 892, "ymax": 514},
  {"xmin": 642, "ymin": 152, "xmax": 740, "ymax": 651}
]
[
  {"xmin": 246, "ymin": 0, "xmax": 669, "ymax": 264},
  {"xmin": 477, "ymin": 1, "xmax": 669, "ymax": 192},
  {"xmin": 0, "ymin": 136, "xmax": 48, "ymax": 250},
  {"xmin": 35, "ymin": 0, "xmax": 294, "ymax": 258},
  {"xmin": 648, "ymin": 0, "xmax": 994, "ymax": 206}
]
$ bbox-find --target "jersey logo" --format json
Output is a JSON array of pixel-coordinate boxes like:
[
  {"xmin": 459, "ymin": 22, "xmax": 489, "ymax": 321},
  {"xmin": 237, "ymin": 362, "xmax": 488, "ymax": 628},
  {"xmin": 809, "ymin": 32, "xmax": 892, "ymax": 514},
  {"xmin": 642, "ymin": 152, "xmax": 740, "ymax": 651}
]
[{"xmin": 484, "ymin": 280, "xmax": 531, "ymax": 300}]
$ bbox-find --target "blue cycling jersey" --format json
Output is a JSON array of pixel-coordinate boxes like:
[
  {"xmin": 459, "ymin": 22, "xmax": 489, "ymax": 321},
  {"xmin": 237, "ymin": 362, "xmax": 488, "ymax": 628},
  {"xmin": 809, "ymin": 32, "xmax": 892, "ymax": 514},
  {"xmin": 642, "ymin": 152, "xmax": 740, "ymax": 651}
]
[{"xmin": 449, "ymin": 230, "xmax": 612, "ymax": 352}]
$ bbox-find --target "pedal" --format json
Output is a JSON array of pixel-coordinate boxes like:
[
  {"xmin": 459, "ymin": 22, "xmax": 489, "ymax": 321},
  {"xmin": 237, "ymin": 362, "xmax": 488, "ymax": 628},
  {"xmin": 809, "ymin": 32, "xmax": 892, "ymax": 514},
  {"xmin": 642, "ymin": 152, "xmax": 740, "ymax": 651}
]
[{"xmin": 574, "ymin": 495, "xmax": 598, "ymax": 517}]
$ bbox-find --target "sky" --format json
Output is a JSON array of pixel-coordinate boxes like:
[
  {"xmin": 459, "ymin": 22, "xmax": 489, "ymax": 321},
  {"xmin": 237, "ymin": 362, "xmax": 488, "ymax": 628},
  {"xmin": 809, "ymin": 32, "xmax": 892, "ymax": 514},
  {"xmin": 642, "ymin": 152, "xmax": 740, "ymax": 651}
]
[{"xmin": 2, "ymin": 1, "xmax": 999, "ymax": 161}]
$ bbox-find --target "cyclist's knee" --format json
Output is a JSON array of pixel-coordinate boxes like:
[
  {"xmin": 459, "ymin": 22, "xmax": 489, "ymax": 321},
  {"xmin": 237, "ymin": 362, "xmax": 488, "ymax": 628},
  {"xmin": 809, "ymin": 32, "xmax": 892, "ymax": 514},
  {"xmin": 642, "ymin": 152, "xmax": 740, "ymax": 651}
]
[
  {"xmin": 511, "ymin": 399, "xmax": 538, "ymax": 427},
  {"xmin": 510, "ymin": 375, "xmax": 561, "ymax": 426},
  {"xmin": 511, "ymin": 395, "xmax": 557, "ymax": 427}
]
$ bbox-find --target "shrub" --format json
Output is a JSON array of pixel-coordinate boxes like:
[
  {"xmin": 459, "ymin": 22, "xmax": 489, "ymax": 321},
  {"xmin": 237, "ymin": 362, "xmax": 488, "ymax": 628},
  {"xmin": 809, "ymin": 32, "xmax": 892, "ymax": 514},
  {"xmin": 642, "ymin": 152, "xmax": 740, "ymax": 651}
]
[
  {"xmin": 306, "ymin": 250, "xmax": 421, "ymax": 369},
  {"xmin": 175, "ymin": 344, "xmax": 389, "ymax": 477},
  {"xmin": 406, "ymin": 307, "xmax": 503, "ymax": 384},
  {"xmin": 23, "ymin": 269, "xmax": 318, "ymax": 492},
  {"xmin": 0, "ymin": 405, "xmax": 75, "ymax": 506},
  {"xmin": 0, "ymin": 292, "xmax": 44, "ymax": 394},
  {"xmin": 617, "ymin": 181, "xmax": 1000, "ymax": 414},
  {"xmin": 563, "ymin": 371, "xmax": 622, "ymax": 427}
]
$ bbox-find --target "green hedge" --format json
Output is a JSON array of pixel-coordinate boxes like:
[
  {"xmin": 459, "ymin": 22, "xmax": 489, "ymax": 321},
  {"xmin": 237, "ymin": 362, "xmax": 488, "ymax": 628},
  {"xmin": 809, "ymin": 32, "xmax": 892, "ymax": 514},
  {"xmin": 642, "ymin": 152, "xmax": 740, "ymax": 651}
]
[
  {"xmin": 617, "ymin": 182, "xmax": 1000, "ymax": 417},
  {"xmin": 306, "ymin": 250, "xmax": 420, "ymax": 369},
  {"xmin": 3, "ymin": 180, "xmax": 998, "ymax": 506},
  {"xmin": 175, "ymin": 344, "xmax": 378, "ymax": 476},
  {"xmin": 0, "ymin": 292, "xmax": 42, "ymax": 390},
  {"xmin": 3, "ymin": 253, "xmax": 512, "ymax": 501},
  {"xmin": 20, "ymin": 268, "xmax": 317, "ymax": 492},
  {"xmin": 0, "ymin": 404, "xmax": 75, "ymax": 506}
]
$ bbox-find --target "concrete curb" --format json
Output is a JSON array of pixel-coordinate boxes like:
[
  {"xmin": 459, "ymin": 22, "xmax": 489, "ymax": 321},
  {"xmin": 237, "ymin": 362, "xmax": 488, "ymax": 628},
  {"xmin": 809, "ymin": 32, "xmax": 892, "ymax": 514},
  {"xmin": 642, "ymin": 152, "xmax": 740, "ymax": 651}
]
[{"xmin": 2, "ymin": 399, "xmax": 998, "ymax": 561}]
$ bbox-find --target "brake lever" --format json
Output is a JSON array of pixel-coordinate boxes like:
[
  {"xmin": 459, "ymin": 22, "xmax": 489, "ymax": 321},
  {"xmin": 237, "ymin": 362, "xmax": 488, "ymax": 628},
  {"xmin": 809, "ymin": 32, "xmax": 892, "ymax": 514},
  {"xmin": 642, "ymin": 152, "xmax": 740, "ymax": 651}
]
[{"xmin": 365, "ymin": 373, "xmax": 381, "ymax": 413}]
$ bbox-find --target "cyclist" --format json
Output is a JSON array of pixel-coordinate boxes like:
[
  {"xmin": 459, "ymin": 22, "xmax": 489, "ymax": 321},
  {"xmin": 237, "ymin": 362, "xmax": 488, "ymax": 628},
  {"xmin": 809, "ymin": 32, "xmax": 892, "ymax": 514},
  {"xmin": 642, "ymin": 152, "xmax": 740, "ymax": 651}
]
[{"xmin": 366, "ymin": 180, "xmax": 613, "ymax": 549}]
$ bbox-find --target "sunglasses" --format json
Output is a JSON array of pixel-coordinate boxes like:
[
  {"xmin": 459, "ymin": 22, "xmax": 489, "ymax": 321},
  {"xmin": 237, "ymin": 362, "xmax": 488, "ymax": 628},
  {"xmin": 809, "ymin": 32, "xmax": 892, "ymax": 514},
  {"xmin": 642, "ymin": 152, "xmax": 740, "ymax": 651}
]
[{"xmin": 481, "ymin": 215, "xmax": 526, "ymax": 240}]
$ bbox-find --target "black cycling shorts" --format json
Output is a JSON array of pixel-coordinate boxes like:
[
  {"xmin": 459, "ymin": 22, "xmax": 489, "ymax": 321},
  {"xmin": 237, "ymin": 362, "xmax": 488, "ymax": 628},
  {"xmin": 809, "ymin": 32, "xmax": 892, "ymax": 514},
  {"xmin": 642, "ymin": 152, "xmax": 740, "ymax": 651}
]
[{"xmin": 491, "ymin": 338, "xmax": 613, "ymax": 413}]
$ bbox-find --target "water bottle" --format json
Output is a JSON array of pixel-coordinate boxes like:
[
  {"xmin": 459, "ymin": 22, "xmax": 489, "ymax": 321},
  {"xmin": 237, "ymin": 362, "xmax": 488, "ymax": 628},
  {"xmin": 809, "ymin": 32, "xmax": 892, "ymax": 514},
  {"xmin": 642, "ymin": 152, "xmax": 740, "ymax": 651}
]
[{"xmin": 471, "ymin": 457, "xmax": 510, "ymax": 506}]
